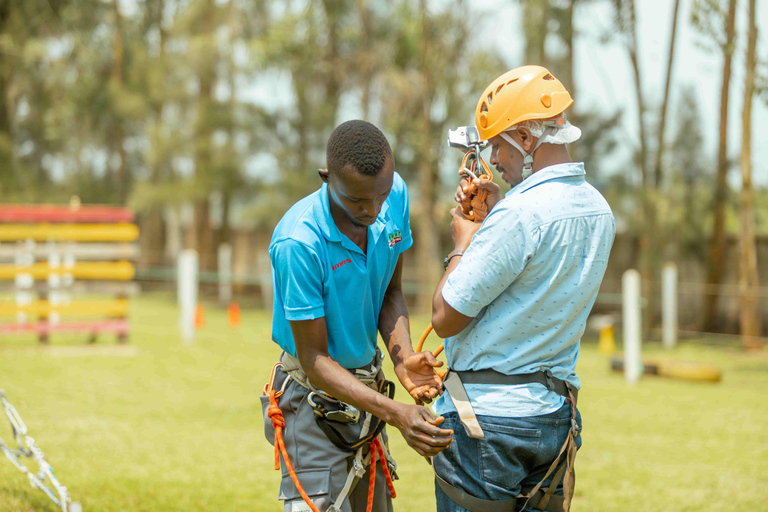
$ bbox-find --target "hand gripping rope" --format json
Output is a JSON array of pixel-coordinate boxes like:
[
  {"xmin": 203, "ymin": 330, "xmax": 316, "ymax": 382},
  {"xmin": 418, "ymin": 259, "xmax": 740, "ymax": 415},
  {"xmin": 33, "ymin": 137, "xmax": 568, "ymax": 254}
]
[
  {"xmin": 265, "ymin": 364, "xmax": 396, "ymax": 512},
  {"xmin": 0, "ymin": 390, "xmax": 82, "ymax": 512},
  {"xmin": 456, "ymin": 150, "xmax": 493, "ymax": 222}
]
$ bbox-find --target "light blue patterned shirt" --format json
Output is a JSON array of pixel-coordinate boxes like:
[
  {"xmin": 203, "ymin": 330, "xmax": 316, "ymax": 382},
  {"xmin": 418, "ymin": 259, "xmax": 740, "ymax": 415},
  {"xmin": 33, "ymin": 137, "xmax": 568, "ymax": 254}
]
[{"xmin": 433, "ymin": 162, "xmax": 615, "ymax": 418}]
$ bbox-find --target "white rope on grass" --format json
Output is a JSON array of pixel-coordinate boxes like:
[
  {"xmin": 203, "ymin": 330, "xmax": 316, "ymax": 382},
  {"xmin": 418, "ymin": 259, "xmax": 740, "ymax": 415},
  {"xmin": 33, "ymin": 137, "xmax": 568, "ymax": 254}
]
[{"xmin": 0, "ymin": 389, "xmax": 82, "ymax": 512}]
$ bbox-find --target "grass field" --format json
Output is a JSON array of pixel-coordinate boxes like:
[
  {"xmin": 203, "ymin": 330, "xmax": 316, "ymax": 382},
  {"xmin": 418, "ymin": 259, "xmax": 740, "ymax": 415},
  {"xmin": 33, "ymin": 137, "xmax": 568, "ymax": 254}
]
[{"xmin": 1, "ymin": 294, "xmax": 767, "ymax": 511}]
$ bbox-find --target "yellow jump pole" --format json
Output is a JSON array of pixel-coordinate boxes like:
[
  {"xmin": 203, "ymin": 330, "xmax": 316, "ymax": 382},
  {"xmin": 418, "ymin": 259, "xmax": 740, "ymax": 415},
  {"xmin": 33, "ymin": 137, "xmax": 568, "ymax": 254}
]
[
  {"xmin": 0, "ymin": 223, "xmax": 139, "ymax": 242},
  {"xmin": 0, "ymin": 261, "xmax": 135, "ymax": 281},
  {"xmin": 0, "ymin": 299, "xmax": 129, "ymax": 317}
]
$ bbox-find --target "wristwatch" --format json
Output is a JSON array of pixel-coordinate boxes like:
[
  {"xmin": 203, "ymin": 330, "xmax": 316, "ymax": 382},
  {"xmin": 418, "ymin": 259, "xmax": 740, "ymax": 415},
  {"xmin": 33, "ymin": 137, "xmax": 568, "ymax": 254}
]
[{"xmin": 443, "ymin": 249, "xmax": 464, "ymax": 270}]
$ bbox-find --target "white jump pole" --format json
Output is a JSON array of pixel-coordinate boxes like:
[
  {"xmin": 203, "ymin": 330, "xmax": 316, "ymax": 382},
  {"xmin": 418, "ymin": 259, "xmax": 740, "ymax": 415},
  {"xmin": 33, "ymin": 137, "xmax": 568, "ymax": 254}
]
[
  {"xmin": 622, "ymin": 269, "xmax": 642, "ymax": 384},
  {"xmin": 178, "ymin": 250, "xmax": 198, "ymax": 344},
  {"xmin": 662, "ymin": 263, "xmax": 678, "ymax": 349},
  {"xmin": 218, "ymin": 243, "xmax": 232, "ymax": 305}
]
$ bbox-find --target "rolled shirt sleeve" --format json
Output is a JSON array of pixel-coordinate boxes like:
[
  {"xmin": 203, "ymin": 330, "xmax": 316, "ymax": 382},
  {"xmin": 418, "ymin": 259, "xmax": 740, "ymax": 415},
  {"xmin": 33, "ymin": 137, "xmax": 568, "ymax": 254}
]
[
  {"xmin": 270, "ymin": 239, "xmax": 325, "ymax": 321},
  {"xmin": 442, "ymin": 207, "xmax": 538, "ymax": 317}
]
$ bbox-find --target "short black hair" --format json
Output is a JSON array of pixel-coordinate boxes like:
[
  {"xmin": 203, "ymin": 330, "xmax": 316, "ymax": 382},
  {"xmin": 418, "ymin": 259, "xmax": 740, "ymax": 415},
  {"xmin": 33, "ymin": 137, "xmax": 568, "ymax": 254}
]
[{"xmin": 326, "ymin": 120, "xmax": 392, "ymax": 176}]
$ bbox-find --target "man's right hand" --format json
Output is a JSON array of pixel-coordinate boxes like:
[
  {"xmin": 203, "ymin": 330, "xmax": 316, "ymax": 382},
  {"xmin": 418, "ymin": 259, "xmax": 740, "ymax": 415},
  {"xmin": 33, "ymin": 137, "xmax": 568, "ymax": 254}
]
[
  {"xmin": 455, "ymin": 176, "xmax": 501, "ymax": 213},
  {"xmin": 390, "ymin": 404, "xmax": 453, "ymax": 457}
]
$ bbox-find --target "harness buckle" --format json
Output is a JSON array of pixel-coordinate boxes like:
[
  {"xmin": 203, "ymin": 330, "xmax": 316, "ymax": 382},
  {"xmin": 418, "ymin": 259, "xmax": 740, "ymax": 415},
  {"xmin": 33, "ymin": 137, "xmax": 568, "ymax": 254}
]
[
  {"xmin": 307, "ymin": 392, "xmax": 361, "ymax": 424},
  {"xmin": 570, "ymin": 418, "xmax": 579, "ymax": 437},
  {"xmin": 544, "ymin": 370, "xmax": 556, "ymax": 393}
]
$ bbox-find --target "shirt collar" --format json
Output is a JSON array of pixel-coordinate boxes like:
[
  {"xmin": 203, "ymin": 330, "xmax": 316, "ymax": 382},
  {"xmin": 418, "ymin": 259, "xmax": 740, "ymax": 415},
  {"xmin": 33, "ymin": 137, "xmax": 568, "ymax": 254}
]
[
  {"xmin": 314, "ymin": 183, "xmax": 341, "ymax": 242},
  {"xmin": 506, "ymin": 162, "xmax": 586, "ymax": 197},
  {"xmin": 313, "ymin": 182, "xmax": 390, "ymax": 245}
]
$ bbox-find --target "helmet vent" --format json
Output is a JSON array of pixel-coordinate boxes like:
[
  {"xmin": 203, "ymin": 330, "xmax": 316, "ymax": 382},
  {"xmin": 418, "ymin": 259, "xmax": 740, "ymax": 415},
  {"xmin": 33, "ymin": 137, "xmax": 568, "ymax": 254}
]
[
  {"xmin": 480, "ymin": 102, "xmax": 488, "ymax": 112},
  {"xmin": 543, "ymin": 74, "xmax": 555, "ymax": 81},
  {"xmin": 487, "ymin": 93, "xmax": 493, "ymax": 104},
  {"xmin": 495, "ymin": 84, "xmax": 504, "ymax": 94},
  {"xmin": 507, "ymin": 79, "xmax": 518, "ymax": 85}
]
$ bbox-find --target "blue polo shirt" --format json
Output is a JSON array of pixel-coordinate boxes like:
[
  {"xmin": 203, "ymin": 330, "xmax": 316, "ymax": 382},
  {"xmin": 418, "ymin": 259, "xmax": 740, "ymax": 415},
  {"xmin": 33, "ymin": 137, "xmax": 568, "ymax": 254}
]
[
  {"xmin": 269, "ymin": 172, "xmax": 412, "ymax": 369},
  {"xmin": 433, "ymin": 162, "xmax": 615, "ymax": 418}
]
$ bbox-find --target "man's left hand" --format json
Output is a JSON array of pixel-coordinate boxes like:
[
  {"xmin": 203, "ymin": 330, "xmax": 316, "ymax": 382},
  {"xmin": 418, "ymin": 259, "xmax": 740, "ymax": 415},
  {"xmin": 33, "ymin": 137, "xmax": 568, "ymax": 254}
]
[
  {"xmin": 396, "ymin": 351, "xmax": 444, "ymax": 405},
  {"xmin": 450, "ymin": 208, "xmax": 482, "ymax": 252}
]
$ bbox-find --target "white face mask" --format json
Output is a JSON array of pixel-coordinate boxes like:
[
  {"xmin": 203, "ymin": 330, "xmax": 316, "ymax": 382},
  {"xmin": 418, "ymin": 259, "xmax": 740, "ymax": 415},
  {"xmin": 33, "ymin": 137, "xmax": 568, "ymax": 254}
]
[{"xmin": 500, "ymin": 120, "xmax": 582, "ymax": 180}]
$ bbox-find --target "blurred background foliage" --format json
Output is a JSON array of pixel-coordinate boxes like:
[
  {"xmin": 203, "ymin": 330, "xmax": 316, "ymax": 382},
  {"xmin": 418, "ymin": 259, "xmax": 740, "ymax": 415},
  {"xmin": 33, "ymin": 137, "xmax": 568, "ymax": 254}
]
[{"xmin": 0, "ymin": 0, "xmax": 765, "ymax": 336}]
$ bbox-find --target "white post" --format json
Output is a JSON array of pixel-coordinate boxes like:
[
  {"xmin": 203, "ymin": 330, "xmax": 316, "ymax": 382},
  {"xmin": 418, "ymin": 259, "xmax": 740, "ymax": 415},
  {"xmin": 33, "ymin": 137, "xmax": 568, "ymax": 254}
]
[
  {"xmin": 218, "ymin": 243, "xmax": 232, "ymax": 305},
  {"xmin": 622, "ymin": 269, "xmax": 642, "ymax": 384},
  {"xmin": 14, "ymin": 240, "xmax": 35, "ymax": 325},
  {"xmin": 662, "ymin": 263, "xmax": 678, "ymax": 349},
  {"xmin": 178, "ymin": 250, "xmax": 198, "ymax": 344}
]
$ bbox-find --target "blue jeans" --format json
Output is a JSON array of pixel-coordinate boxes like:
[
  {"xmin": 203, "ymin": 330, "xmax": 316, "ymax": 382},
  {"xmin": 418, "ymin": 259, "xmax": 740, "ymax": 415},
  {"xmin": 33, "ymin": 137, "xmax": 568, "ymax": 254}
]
[{"xmin": 433, "ymin": 403, "xmax": 582, "ymax": 512}]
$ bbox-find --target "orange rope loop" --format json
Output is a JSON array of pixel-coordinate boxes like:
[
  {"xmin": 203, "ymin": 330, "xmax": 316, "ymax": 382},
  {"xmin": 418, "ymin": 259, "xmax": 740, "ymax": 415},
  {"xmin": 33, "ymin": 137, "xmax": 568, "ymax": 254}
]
[{"xmin": 265, "ymin": 364, "xmax": 396, "ymax": 512}]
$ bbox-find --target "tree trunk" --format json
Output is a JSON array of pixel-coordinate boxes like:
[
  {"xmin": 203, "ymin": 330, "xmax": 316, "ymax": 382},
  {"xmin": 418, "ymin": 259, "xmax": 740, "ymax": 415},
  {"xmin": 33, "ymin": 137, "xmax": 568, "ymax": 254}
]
[
  {"xmin": 0, "ymin": 1, "xmax": 12, "ymax": 185},
  {"xmin": 623, "ymin": 0, "xmax": 655, "ymax": 328},
  {"xmin": 112, "ymin": 0, "xmax": 129, "ymax": 205},
  {"xmin": 0, "ymin": 64, "xmax": 13, "ymax": 188},
  {"xmin": 738, "ymin": 0, "xmax": 761, "ymax": 348},
  {"xmin": 563, "ymin": 0, "xmax": 577, "ymax": 158},
  {"xmin": 625, "ymin": 0, "xmax": 648, "ymax": 187},
  {"xmin": 356, "ymin": 0, "xmax": 374, "ymax": 119},
  {"xmin": 653, "ymin": 0, "xmax": 680, "ymax": 189},
  {"xmin": 139, "ymin": 0, "xmax": 166, "ymax": 267},
  {"xmin": 192, "ymin": 0, "xmax": 216, "ymax": 271},
  {"xmin": 416, "ymin": 1, "xmax": 441, "ymax": 314},
  {"xmin": 321, "ymin": 0, "xmax": 343, "ymax": 127},
  {"xmin": 703, "ymin": 0, "xmax": 737, "ymax": 332},
  {"xmin": 523, "ymin": 0, "xmax": 550, "ymax": 67}
]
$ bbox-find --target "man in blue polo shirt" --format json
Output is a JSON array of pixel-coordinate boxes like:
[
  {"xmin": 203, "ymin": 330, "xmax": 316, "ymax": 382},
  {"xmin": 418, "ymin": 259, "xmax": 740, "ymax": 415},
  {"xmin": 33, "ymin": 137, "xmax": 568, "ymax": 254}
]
[
  {"xmin": 262, "ymin": 120, "xmax": 453, "ymax": 512},
  {"xmin": 429, "ymin": 67, "xmax": 615, "ymax": 512}
]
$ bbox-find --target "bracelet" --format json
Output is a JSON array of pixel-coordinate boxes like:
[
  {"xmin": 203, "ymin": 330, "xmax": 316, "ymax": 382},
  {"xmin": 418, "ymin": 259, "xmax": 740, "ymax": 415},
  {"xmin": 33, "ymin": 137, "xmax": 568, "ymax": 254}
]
[{"xmin": 443, "ymin": 250, "xmax": 464, "ymax": 270}]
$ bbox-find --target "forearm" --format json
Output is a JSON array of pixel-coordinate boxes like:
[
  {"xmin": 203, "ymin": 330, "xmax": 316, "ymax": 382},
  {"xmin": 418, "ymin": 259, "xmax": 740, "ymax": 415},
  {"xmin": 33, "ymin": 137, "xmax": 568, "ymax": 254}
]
[
  {"xmin": 299, "ymin": 349, "xmax": 400, "ymax": 423},
  {"xmin": 431, "ymin": 255, "xmax": 466, "ymax": 338},
  {"xmin": 378, "ymin": 286, "xmax": 415, "ymax": 376}
]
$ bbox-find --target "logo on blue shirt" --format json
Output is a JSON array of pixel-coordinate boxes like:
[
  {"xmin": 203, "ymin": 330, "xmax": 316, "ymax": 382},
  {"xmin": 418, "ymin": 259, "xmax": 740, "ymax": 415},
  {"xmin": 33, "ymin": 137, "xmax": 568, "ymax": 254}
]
[
  {"xmin": 331, "ymin": 258, "xmax": 352, "ymax": 271},
  {"xmin": 388, "ymin": 231, "xmax": 403, "ymax": 248}
]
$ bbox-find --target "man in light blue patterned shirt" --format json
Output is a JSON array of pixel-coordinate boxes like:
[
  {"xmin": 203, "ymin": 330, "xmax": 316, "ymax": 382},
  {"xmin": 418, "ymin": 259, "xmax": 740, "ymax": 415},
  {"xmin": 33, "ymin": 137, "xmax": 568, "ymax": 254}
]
[{"xmin": 430, "ymin": 66, "xmax": 615, "ymax": 512}]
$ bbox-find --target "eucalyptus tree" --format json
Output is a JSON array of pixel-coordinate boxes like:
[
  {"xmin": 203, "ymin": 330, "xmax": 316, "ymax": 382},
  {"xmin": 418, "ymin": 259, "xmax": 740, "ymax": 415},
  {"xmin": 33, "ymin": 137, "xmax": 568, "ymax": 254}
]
[{"xmin": 691, "ymin": 0, "xmax": 738, "ymax": 332}]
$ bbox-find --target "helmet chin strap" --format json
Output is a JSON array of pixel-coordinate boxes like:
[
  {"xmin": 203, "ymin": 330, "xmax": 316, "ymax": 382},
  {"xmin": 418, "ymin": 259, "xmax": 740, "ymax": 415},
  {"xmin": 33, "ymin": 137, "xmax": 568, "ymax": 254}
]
[{"xmin": 500, "ymin": 127, "xmax": 554, "ymax": 181}]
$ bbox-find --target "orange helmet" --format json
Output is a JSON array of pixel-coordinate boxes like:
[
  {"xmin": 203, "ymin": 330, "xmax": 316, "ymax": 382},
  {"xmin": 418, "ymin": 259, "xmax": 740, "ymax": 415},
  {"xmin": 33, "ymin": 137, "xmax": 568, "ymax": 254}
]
[{"xmin": 475, "ymin": 66, "xmax": 573, "ymax": 141}]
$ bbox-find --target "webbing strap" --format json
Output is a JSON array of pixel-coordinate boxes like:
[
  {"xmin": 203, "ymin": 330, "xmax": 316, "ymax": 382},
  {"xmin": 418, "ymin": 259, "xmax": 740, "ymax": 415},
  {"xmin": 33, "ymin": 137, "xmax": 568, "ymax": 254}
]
[
  {"xmin": 434, "ymin": 468, "xmax": 565, "ymax": 512},
  {"xmin": 438, "ymin": 371, "xmax": 579, "ymax": 512},
  {"xmin": 455, "ymin": 370, "xmax": 578, "ymax": 403},
  {"xmin": 442, "ymin": 371, "xmax": 484, "ymax": 439}
]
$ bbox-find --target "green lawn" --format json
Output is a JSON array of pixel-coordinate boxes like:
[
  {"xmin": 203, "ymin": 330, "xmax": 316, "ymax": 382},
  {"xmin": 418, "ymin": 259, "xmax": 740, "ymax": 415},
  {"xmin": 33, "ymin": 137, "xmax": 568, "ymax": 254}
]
[{"xmin": 1, "ymin": 294, "xmax": 767, "ymax": 511}]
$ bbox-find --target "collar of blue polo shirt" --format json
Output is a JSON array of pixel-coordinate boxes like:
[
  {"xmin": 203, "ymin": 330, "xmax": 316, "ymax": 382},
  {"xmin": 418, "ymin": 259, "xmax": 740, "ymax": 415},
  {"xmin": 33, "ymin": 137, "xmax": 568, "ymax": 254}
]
[{"xmin": 447, "ymin": 125, "xmax": 494, "ymax": 223}]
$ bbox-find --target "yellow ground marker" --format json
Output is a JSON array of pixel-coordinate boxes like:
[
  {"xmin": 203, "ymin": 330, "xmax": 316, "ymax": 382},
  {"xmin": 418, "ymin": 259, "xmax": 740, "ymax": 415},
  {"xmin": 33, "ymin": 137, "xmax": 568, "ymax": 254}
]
[
  {"xmin": 0, "ymin": 223, "xmax": 139, "ymax": 242},
  {"xmin": 0, "ymin": 261, "xmax": 135, "ymax": 281}
]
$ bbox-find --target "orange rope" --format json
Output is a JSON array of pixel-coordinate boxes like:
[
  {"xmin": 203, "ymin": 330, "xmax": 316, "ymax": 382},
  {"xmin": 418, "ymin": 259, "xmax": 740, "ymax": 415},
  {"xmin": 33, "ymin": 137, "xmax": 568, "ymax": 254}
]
[
  {"xmin": 373, "ymin": 438, "xmax": 397, "ymax": 499},
  {"xmin": 457, "ymin": 150, "xmax": 493, "ymax": 222},
  {"xmin": 266, "ymin": 364, "xmax": 322, "ymax": 512},
  {"xmin": 267, "ymin": 389, "xmax": 322, "ymax": 512},
  {"xmin": 265, "ymin": 364, "xmax": 397, "ymax": 512},
  {"xmin": 366, "ymin": 438, "xmax": 378, "ymax": 512},
  {"xmin": 417, "ymin": 150, "xmax": 494, "ymax": 367}
]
